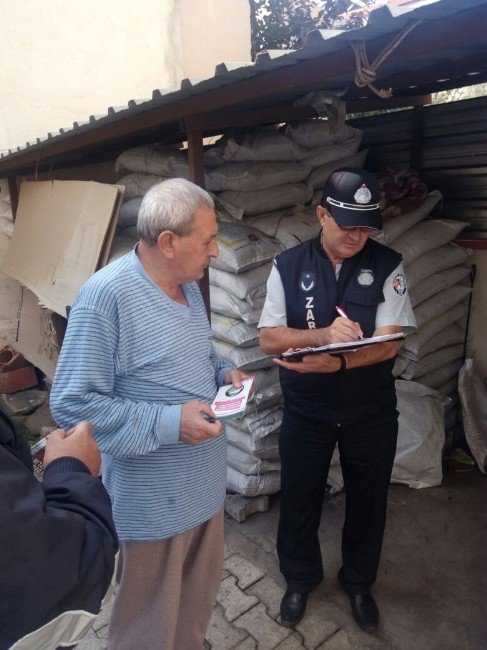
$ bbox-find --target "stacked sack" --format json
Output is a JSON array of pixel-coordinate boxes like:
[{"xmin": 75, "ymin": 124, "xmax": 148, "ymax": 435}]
[{"xmin": 0, "ymin": 182, "xmax": 22, "ymax": 344}]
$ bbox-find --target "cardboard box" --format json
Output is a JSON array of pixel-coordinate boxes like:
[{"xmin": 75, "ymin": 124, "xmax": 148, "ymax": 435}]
[{"xmin": 1, "ymin": 180, "xmax": 123, "ymax": 317}]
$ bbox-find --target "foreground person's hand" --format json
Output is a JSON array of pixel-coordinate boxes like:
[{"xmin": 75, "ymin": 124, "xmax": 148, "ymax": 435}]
[
  {"xmin": 44, "ymin": 421, "xmax": 101, "ymax": 476},
  {"xmin": 180, "ymin": 401, "xmax": 222, "ymax": 445}
]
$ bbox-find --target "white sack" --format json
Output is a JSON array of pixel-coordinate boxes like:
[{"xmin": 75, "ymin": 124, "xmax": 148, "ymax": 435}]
[
  {"xmin": 414, "ymin": 344, "xmax": 463, "ymax": 379},
  {"xmin": 235, "ymin": 407, "xmax": 283, "ymax": 439},
  {"xmin": 213, "ymin": 339, "xmax": 273, "ymax": 371},
  {"xmin": 227, "ymin": 465, "xmax": 281, "ymax": 497},
  {"xmin": 227, "ymin": 442, "xmax": 281, "ymax": 475},
  {"xmin": 117, "ymin": 197, "xmax": 143, "ymax": 231},
  {"xmin": 421, "ymin": 323, "xmax": 464, "ymax": 358},
  {"xmin": 223, "ymin": 131, "xmax": 307, "ymax": 162},
  {"xmin": 0, "ymin": 217, "xmax": 13, "ymax": 238},
  {"xmin": 371, "ymin": 192, "xmax": 442, "ymax": 247},
  {"xmin": 217, "ymin": 183, "xmax": 313, "ymax": 218},
  {"xmin": 413, "ymin": 286, "xmax": 471, "ymax": 329},
  {"xmin": 254, "ymin": 382, "xmax": 283, "ymax": 409},
  {"xmin": 0, "ymin": 198, "xmax": 12, "ymax": 220},
  {"xmin": 248, "ymin": 206, "xmax": 321, "ymax": 249},
  {"xmin": 226, "ymin": 425, "xmax": 279, "ymax": 459},
  {"xmin": 107, "ymin": 234, "xmax": 138, "ymax": 263},
  {"xmin": 415, "ymin": 358, "xmax": 463, "ymax": 390},
  {"xmin": 206, "ymin": 161, "xmax": 308, "ymax": 192},
  {"xmin": 306, "ymin": 150, "xmax": 367, "ymax": 191},
  {"xmin": 392, "ymin": 380, "xmax": 446, "ymax": 488},
  {"xmin": 299, "ymin": 131, "xmax": 362, "ymax": 169},
  {"xmin": 393, "ymin": 354, "xmax": 412, "ymax": 378},
  {"xmin": 209, "ymin": 262, "xmax": 271, "ymax": 301},
  {"xmin": 405, "ymin": 244, "xmax": 472, "ymax": 289},
  {"xmin": 436, "ymin": 376, "xmax": 458, "ymax": 397},
  {"xmin": 403, "ymin": 302, "xmax": 468, "ymax": 361},
  {"xmin": 409, "ymin": 266, "xmax": 471, "ymax": 308},
  {"xmin": 458, "ymin": 359, "xmax": 487, "ymax": 473},
  {"xmin": 285, "ymin": 121, "xmax": 361, "ymax": 149},
  {"xmin": 210, "ymin": 285, "xmax": 264, "ymax": 323},
  {"xmin": 210, "ymin": 313, "xmax": 259, "ymax": 347},
  {"xmin": 212, "ymin": 222, "xmax": 283, "ymax": 273},
  {"xmin": 118, "ymin": 173, "xmax": 166, "ymax": 200},
  {"xmin": 251, "ymin": 367, "xmax": 280, "ymax": 394},
  {"xmin": 116, "ymin": 145, "xmax": 189, "ymax": 178},
  {"xmin": 391, "ymin": 219, "xmax": 467, "ymax": 266}
]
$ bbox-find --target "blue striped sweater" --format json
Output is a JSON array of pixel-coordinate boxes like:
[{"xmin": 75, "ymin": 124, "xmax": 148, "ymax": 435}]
[{"xmin": 50, "ymin": 250, "xmax": 232, "ymax": 540}]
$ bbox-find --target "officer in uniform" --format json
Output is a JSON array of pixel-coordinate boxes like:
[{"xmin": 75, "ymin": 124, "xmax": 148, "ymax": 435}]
[{"xmin": 259, "ymin": 168, "xmax": 416, "ymax": 632}]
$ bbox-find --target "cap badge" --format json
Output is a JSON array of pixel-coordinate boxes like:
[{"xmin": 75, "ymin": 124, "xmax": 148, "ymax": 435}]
[
  {"xmin": 357, "ymin": 269, "xmax": 374, "ymax": 286},
  {"xmin": 354, "ymin": 184, "xmax": 372, "ymax": 205}
]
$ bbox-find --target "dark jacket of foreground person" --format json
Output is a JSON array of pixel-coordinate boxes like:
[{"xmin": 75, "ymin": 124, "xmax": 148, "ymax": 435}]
[{"xmin": 0, "ymin": 407, "xmax": 118, "ymax": 650}]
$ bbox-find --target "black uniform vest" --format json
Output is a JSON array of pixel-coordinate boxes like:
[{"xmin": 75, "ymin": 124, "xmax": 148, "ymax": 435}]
[{"xmin": 275, "ymin": 235, "xmax": 402, "ymax": 426}]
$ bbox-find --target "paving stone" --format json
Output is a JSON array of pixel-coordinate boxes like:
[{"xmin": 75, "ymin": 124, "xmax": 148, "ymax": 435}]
[
  {"xmin": 316, "ymin": 629, "xmax": 357, "ymax": 649},
  {"xmin": 235, "ymin": 636, "xmax": 258, "ymax": 649},
  {"xmin": 206, "ymin": 604, "xmax": 248, "ymax": 649},
  {"xmin": 217, "ymin": 576, "xmax": 259, "ymax": 622},
  {"xmin": 234, "ymin": 602, "xmax": 291, "ymax": 649},
  {"xmin": 0, "ymin": 388, "xmax": 47, "ymax": 415},
  {"xmin": 246, "ymin": 574, "xmax": 283, "ymax": 619},
  {"xmin": 225, "ymin": 493, "xmax": 269, "ymax": 522},
  {"xmin": 224, "ymin": 554, "xmax": 267, "ymax": 589},
  {"xmin": 295, "ymin": 599, "xmax": 340, "ymax": 650},
  {"xmin": 275, "ymin": 633, "xmax": 305, "ymax": 649}
]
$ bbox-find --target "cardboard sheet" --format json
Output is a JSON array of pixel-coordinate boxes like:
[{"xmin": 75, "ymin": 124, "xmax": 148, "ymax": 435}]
[{"xmin": 1, "ymin": 180, "xmax": 123, "ymax": 316}]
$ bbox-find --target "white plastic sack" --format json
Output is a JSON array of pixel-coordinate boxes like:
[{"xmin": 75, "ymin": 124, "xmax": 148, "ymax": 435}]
[
  {"xmin": 210, "ymin": 313, "xmax": 259, "ymax": 347},
  {"xmin": 392, "ymin": 380, "xmax": 446, "ymax": 488},
  {"xmin": 299, "ymin": 131, "xmax": 362, "ymax": 170},
  {"xmin": 403, "ymin": 303, "xmax": 468, "ymax": 361},
  {"xmin": 223, "ymin": 130, "xmax": 307, "ymax": 162},
  {"xmin": 306, "ymin": 150, "xmax": 367, "ymax": 191},
  {"xmin": 391, "ymin": 219, "xmax": 467, "ymax": 266},
  {"xmin": 226, "ymin": 425, "xmax": 279, "ymax": 459},
  {"xmin": 409, "ymin": 266, "xmax": 471, "ymax": 308},
  {"xmin": 254, "ymin": 382, "xmax": 283, "ymax": 409},
  {"xmin": 213, "ymin": 339, "xmax": 273, "ymax": 371},
  {"xmin": 118, "ymin": 173, "xmax": 167, "ymax": 200},
  {"xmin": 212, "ymin": 222, "xmax": 283, "ymax": 273},
  {"xmin": 371, "ymin": 192, "xmax": 443, "ymax": 247},
  {"xmin": 416, "ymin": 358, "xmax": 463, "ymax": 390},
  {"xmin": 285, "ymin": 121, "xmax": 361, "ymax": 149},
  {"xmin": 116, "ymin": 145, "xmax": 189, "ymax": 178},
  {"xmin": 227, "ymin": 465, "xmax": 281, "ymax": 497},
  {"xmin": 413, "ymin": 286, "xmax": 471, "ymax": 329},
  {"xmin": 414, "ymin": 344, "xmax": 463, "ymax": 379},
  {"xmin": 458, "ymin": 359, "xmax": 487, "ymax": 473},
  {"xmin": 0, "ymin": 217, "xmax": 13, "ymax": 238},
  {"xmin": 405, "ymin": 244, "xmax": 472, "ymax": 289},
  {"xmin": 436, "ymin": 376, "xmax": 458, "ymax": 397},
  {"xmin": 235, "ymin": 407, "xmax": 283, "ymax": 439},
  {"xmin": 107, "ymin": 234, "xmax": 138, "ymax": 263},
  {"xmin": 248, "ymin": 206, "xmax": 321, "ymax": 249},
  {"xmin": 251, "ymin": 367, "xmax": 280, "ymax": 394},
  {"xmin": 420, "ymin": 323, "xmax": 464, "ymax": 358},
  {"xmin": 217, "ymin": 183, "xmax": 313, "ymax": 218},
  {"xmin": 117, "ymin": 197, "xmax": 143, "ymax": 231},
  {"xmin": 207, "ymin": 161, "xmax": 307, "ymax": 192},
  {"xmin": 227, "ymin": 443, "xmax": 281, "ymax": 475},
  {"xmin": 209, "ymin": 262, "xmax": 270, "ymax": 301},
  {"xmin": 210, "ymin": 285, "xmax": 264, "ymax": 323}
]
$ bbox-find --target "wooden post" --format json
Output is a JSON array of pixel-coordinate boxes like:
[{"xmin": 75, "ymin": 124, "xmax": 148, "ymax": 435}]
[
  {"xmin": 187, "ymin": 129, "xmax": 211, "ymax": 319},
  {"xmin": 7, "ymin": 177, "xmax": 19, "ymax": 221},
  {"xmin": 410, "ymin": 104, "xmax": 424, "ymax": 171}
]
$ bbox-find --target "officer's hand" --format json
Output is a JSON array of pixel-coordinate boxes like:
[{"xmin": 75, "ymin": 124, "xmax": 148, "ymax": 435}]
[
  {"xmin": 326, "ymin": 317, "xmax": 363, "ymax": 343},
  {"xmin": 179, "ymin": 401, "xmax": 223, "ymax": 446},
  {"xmin": 274, "ymin": 353, "xmax": 341, "ymax": 374},
  {"xmin": 44, "ymin": 422, "xmax": 101, "ymax": 476}
]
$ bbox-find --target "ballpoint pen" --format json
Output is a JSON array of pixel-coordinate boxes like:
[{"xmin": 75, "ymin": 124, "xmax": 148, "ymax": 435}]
[{"xmin": 335, "ymin": 305, "xmax": 364, "ymax": 340}]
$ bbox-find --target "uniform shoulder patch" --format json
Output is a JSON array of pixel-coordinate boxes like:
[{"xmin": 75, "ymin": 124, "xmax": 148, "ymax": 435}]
[{"xmin": 393, "ymin": 273, "xmax": 407, "ymax": 295}]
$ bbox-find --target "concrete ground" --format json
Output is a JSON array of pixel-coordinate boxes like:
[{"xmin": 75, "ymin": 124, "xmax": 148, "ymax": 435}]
[{"xmin": 79, "ymin": 468, "xmax": 486, "ymax": 650}]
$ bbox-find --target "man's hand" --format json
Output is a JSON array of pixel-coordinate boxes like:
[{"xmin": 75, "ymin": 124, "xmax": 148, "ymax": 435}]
[
  {"xmin": 326, "ymin": 317, "xmax": 363, "ymax": 343},
  {"xmin": 44, "ymin": 421, "xmax": 101, "ymax": 476},
  {"xmin": 223, "ymin": 369, "xmax": 253, "ymax": 395},
  {"xmin": 274, "ymin": 353, "xmax": 341, "ymax": 374},
  {"xmin": 179, "ymin": 401, "xmax": 223, "ymax": 446}
]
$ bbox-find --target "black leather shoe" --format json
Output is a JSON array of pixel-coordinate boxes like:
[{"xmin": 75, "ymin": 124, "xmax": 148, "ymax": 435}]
[
  {"xmin": 349, "ymin": 593, "xmax": 379, "ymax": 632},
  {"xmin": 280, "ymin": 590, "xmax": 308, "ymax": 627}
]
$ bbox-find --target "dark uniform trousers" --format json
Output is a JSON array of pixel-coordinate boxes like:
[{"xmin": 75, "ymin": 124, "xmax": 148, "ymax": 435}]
[{"xmin": 277, "ymin": 405, "xmax": 398, "ymax": 596}]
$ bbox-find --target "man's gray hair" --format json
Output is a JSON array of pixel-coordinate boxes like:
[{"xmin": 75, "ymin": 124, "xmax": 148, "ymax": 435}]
[{"xmin": 137, "ymin": 178, "xmax": 214, "ymax": 245}]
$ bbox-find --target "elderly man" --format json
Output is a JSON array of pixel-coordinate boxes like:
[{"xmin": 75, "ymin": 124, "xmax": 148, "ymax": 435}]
[
  {"xmin": 259, "ymin": 168, "xmax": 416, "ymax": 633},
  {"xmin": 50, "ymin": 179, "xmax": 246, "ymax": 650}
]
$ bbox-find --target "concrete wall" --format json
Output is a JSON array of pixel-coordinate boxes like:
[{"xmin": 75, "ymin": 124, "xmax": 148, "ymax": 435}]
[{"xmin": 0, "ymin": 0, "xmax": 250, "ymax": 151}]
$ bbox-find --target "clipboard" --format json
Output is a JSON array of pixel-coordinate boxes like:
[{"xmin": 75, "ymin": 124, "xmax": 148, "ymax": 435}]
[{"xmin": 279, "ymin": 332, "xmax": 405, "ymax": 361}]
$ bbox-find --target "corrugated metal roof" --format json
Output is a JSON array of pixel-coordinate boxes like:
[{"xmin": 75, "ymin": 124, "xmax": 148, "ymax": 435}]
[{"xmin": 0, "ymin": 0, "xmax": 486, "ymax": 173}]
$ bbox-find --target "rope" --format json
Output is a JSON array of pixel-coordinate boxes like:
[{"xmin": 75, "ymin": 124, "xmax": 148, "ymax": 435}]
[{"xmin": 351, "ymin": 19, "xmax": 423, "ymax": 99}]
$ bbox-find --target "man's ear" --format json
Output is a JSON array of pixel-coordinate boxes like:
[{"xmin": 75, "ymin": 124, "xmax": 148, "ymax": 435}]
[
  {"xmin": 316, "ymin": 204, "xmax": 326, "ymax": 226},
  {"xmin": 157, "ymin": 230, "xmax": 176, "ymax": 258}
]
